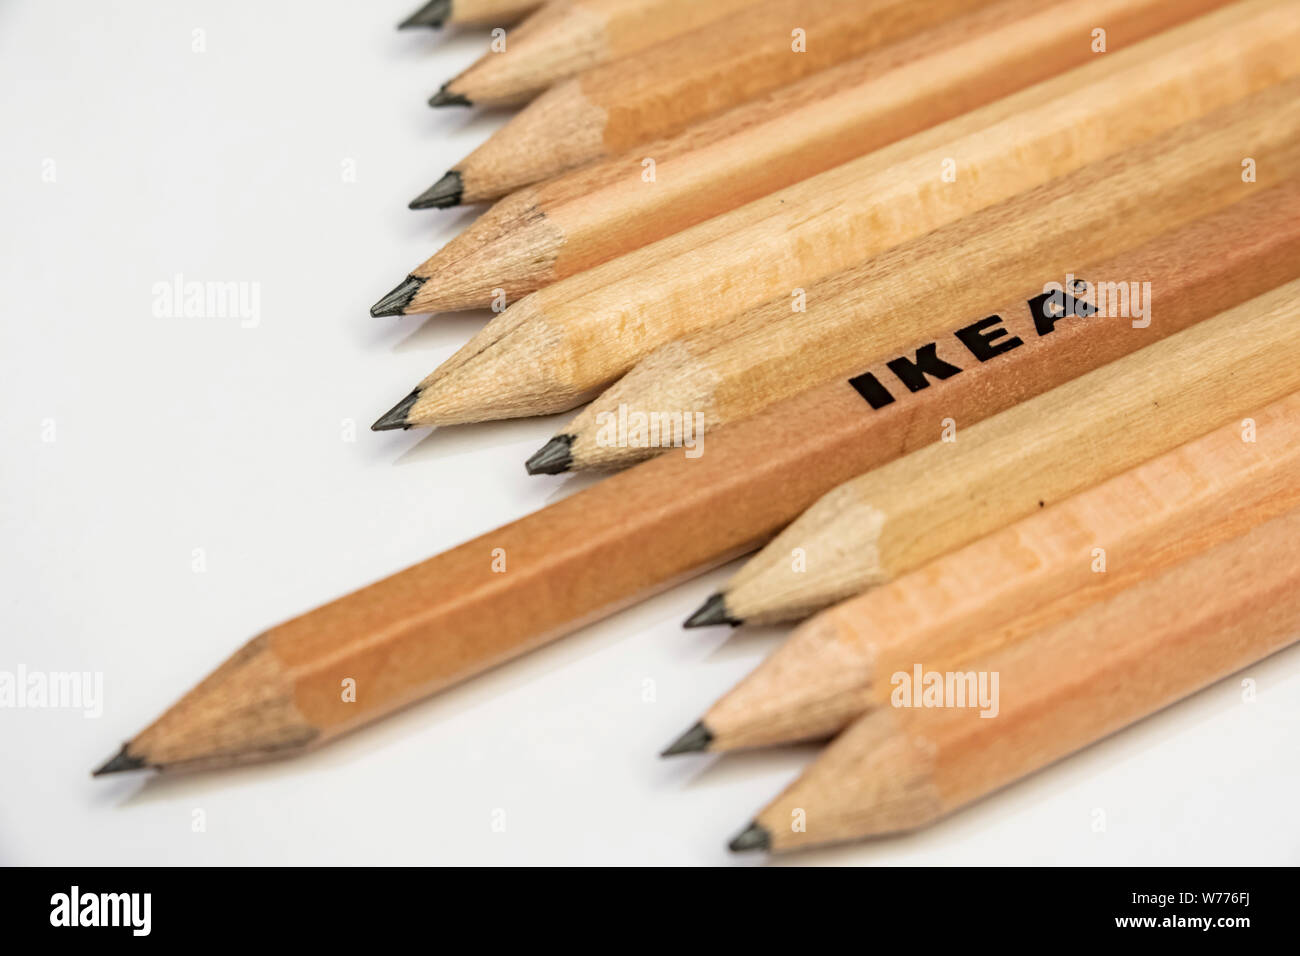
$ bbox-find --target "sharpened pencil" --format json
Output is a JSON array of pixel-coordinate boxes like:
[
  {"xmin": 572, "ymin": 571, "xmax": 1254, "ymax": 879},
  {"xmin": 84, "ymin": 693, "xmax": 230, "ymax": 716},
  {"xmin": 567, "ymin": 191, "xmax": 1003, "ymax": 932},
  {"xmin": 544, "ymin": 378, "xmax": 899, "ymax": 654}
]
[
  {"xmin": 399, "ymin": 0, "xmax": 1226, "ymax": 309},
  {"xmin": 702, "ymin": 279, "xmax": 1300, "ymax": 626},
  {"xmin": 734, "ymin": 502, "xmax": 1300, "ymax": 850},
  {"xmin": 434, "ymin": 0, "xmax": 1002, "ymax": 203},
  {"xmin": 550, "ymin": 80, "xmax": 1300, "ymax": 472},
  {"xmin": 431, "ymin": 0, "xmax": 767, "ymax": 109},
  {"xmin": 101, "ymin": 314, "xmax": 1065, "ymax": 772},
  {"xmin": 674, "ymin": 389, "xmax": 1300, "ymax": 755},
  {"xmin": 374, "ymin": 7, "xmax": 1300, "ymax": 427}
]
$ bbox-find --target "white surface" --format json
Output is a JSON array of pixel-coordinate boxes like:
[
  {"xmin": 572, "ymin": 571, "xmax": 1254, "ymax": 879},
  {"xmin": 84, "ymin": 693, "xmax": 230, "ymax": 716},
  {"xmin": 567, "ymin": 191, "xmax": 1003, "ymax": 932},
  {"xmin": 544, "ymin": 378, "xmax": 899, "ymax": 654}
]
[{"xmin": 1, "ymin": 0, "xmax": 1297, "ymax": 867}]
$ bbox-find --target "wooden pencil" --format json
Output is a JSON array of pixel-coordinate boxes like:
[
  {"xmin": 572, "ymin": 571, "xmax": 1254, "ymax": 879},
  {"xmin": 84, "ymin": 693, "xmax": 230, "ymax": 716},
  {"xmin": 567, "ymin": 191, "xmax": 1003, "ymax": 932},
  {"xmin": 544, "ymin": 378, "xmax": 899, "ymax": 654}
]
[
  {"xmin": 434, "ymin": 0, "xmax": 1002, "ymax": 204},
  {"xmin": 98, "ymin": 330, "xmax": 1035, "ymax": 773},
  {"xmin": 373, "ymin": 3, "xmax": 1299, "ymax": 428},
  {"xmin": 395, "ymin": 0, "xmax": 1225, "ymax": 309},
  {"xmin": 702, "ymin": 279, "xmax": 1300, "ymax": 627},
  {"xmin": 99, "ymin": 212, "xmax": 1298, "ymax": 777},
  {"xmin": 399, "ymin": 0, "xmax": 541, "ymax": 30},
  {"xmin": 733, "ymin": 503, "xmax": 1300, "ymax": 852},
  {"xmin": 674, "ymin": 390, "xmax": 1300, "ymax": 756},
  {"xmin": 429, "ymin": 0, "xmax": 768, "ymax": 109},
  {"xmin": 548, "ymin": 81, "xmax": 1300, "ymax": 472}
]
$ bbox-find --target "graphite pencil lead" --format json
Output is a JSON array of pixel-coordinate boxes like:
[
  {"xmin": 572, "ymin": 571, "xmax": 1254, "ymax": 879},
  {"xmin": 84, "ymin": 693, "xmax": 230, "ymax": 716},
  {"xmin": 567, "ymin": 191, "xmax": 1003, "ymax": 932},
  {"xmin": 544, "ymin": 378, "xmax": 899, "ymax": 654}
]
[
  {"xmin": 372, "ymin": 389, "xmax": 422, "ymax": 432},
  {"xmin": 525, "ymin": 434, "xmax": 574, "ymax": 475},
  {"xmin": 660, "ymin": 721, "xmax": 713, "ymax": 757},
  {"xmin": 429, "ymin": 84, "xmax": 472, "ymax": 108},
  {"xmin": 370, "ymin": 275, "xmax": 426, "ymax": 317},
  {"xmin": 728, "ymin": 822, "xmax": 771, "ymax": 853},
  {"xmin": 684, "ymin": 593, "xmax": 740, "ymax": 629},
  {"xmin": 409, "ymin": 171, "xmax": 465, "ymax": 210},
  {"xmin": 399, "ymin": 0, "xmax": 452, "ymax": 30},
  {"xmin": 92, "ymin": 744, "xmax": 147, "ymax": 777}
]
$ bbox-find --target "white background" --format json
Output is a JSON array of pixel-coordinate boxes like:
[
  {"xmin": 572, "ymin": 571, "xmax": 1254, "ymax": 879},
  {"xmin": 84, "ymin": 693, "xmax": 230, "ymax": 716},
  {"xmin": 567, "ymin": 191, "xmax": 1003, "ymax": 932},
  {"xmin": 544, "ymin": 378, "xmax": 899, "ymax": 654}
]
[{"xmin": 1, "ymin": 0, "xmax": 1297, "ymax": 866}]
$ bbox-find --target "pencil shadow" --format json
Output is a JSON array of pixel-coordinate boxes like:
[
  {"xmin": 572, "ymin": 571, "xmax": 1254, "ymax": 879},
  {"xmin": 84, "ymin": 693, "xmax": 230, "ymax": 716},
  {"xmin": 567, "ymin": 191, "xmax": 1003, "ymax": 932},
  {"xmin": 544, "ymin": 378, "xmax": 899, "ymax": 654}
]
[
  {"xmin": 543, "ymin": 469, "xmax": 605, "ymax": 504},
  {"xmin": 700, "ymin": 621, "xmax": 790, "ymax": 663},
  {"xmin": 388, "ymin": 308, "xmax": 493, "ymax": 353},
  {"xmin": 394, "ymin": 203, "xmax": 484, "ymax": 244},
  {"xmin": 390, "ymin": 412, "xmax": 570, "ymax": 466},
  {"xmin": 385, "ymin": 19, "xmax": 492, "ymax": 65},
  {"xmin": 674, "ymin": 741, "xmax": 822, "ymax": 790},
  {"xmin": 112, "ymin": 575, "xmax": 711, "ymax": 813}
]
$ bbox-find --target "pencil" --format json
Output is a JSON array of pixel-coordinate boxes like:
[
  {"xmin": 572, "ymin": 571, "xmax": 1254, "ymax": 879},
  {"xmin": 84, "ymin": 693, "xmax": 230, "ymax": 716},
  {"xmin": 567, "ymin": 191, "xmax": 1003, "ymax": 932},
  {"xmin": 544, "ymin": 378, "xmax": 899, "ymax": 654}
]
[
  {"xmin": 430, "ymin": 0, "xmax": 1001, "ymax": 204},
  {"xmin": 429, "ymin": 0, "xmax": 768, "ymax": 109},
  {"xmin": 398, "ymin": 0, "xmax": 1224, "ymax": 309},
  {"xmin": 732, "ymin": 502, "xmax": 1300, "ymax": 851},
  {"xmin": 96, "ymin": 339, "xmax": 992, "ymax": 773},
  {"xmin": 672, "ymin": 389, "xmax": 1300, "ymax": 756},
  {"xmin": 547, "ymin": 80, "xmax": 1300, "ymax": 472},
  {"xmin": 399, "ymin": 0, "xmax": 540, "ymax": 30},
  {"xmin": 373, "ymin": 3, "xmax": 1297, "ymax": 425},
  {"xmin": 100, "ymin": 207, "xmax": 1297, "ymax": 779},
  {"xmin": 699, "ymin": 278, "xmax": 1300, "ymax": 628}
]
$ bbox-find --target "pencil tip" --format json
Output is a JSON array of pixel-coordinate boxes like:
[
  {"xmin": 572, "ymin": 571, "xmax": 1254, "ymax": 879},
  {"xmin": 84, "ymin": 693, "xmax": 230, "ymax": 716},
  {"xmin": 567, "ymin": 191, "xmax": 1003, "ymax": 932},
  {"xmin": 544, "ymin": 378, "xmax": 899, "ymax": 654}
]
[
  {"xmin": 92, "ymin": 744, "xmax": 147, "ymax": 777},
  {"xmin": 429, "ymin": 84, "xmax": 472, "ymax": 108},
  {"xmin": 409, "ymin": 170, "xmax": 464, "ymax": 210},
  {"xmin": 399, "ymin": 0, "xmax": 452, "ymax": 30},
  {"xmin": 370, "ymin": 275, "xmax": 426, "ymax": 317},
  {"xmin": 525, "ymin": 434, "xmax": 574, "ymax": 475},
  {"xmin": 660, "ymin": 721, "xmax": 713, "ymax": 757},
  {"xmin": 372, "ymin": 388, "xmax": 421, "ymax": 431},
  {"xmin": 684, "ymin": 593, "xmax": 741, "ymax": 629},
  {"xmin": 728, "ymin": 822, "xmax": 771, "ymax": 853}
]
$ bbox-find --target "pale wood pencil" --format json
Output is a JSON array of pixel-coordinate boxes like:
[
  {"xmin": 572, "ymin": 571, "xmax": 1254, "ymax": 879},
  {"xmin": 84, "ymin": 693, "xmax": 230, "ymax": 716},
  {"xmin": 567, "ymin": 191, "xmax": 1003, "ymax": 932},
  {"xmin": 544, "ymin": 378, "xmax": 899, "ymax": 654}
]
[
  {"xmin": 429, "ymin": 0, "xmax": 767, "ymax": 109},
  {"xmin": 550, "ymin": 80, "xmax": 1300, "ymax": 471},
  {"xmin": 439, "ymin": 0, "xmax": 1001, "ymax": 203},
  {"xmin": 706, "ymin": 279, "xmax": 1300, "ymax": 627},
  {"xmin": 97, "ymin": 326, "xmax": 1014, "ymax": 773},
  {"xmin": 399, "ymin": 0, "xmax": 541, "ymax": 30},
  {"xmin": 374, "ymin": 2, "xmax": 1300, "ymax": 429},
  {"xmin": 391, "ymin": 0, "xmax": 1225, "ymax": 309},
  {"xmin": 100, "ymin": 216, "xmax": 1296, "ymax": 779},
  {"xmin": 733, "ymin": 503, "xmax": 1300, "ymax": 851},
  {"xmin": 676, "ymin": 390, "xmax": 1300, "ymax": 756}
]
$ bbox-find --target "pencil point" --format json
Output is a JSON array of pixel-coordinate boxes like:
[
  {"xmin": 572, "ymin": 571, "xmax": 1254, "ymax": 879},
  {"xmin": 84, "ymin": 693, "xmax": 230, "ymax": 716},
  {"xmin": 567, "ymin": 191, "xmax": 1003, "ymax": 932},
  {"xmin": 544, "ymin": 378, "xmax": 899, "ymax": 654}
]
[
  {"xmin": 92, "ymin": 744, "xmax": 147, "ymax": 777},
  {"xmin": 728, "ymin": 822, "xmax": 771, "ymax": 853},
  {"xmin": 398, "ymin": 0, "xmax": 451, "ymax": 30},
  {"xmin": 525, "ymin": 434, "xmax": 574, "ymax": 475},
  {"xmin": 409, "ymin": 171, "xmax": 464, "ymax": 210},
  {"xmin": 429, "ymin": 84, "xmax": 472, "ymax": 108},
  {"xmin": 372, "ymin": 389, "xmax": 421, "ymax": 431},
  {"xmin": 661, "ymin": 721, "xmax": 713, "ymax": 757},
  {"xmin": 684, "ymin": 593, "xmax": 741, "ymax": 629},
  {"xmin": 370, "ymin": 275, "xmax": 426, "ymax": 317}
]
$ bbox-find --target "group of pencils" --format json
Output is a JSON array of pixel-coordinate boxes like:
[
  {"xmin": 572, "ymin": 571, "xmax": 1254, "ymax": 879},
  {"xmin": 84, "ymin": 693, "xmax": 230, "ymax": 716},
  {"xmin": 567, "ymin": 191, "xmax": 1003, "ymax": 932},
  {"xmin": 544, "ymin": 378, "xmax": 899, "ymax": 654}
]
[{"xmin": 96, "ymin": 0, "xmax": 1300, "ymax": 856}]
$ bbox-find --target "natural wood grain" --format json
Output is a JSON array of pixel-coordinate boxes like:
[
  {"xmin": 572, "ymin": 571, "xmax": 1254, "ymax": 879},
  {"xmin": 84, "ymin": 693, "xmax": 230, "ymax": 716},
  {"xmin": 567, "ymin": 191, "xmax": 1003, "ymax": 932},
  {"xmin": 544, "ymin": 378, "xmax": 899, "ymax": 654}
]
[
  {"xmin": 559, "ymin": 79, "xmax": 1300, "ymax": 470},
  {"xmin": 406, "ymin": 0, "xmax": 1227, "ymax": 312},
  {"xmin": 701, "ymin": 390, "xmax": 1300, "ymax": 753},
  {"xmin": 450, "ymin": 0, "xmax": 542, "ymax": 24},
  {"xmin": 450, "ymin": 0, "xmax": 1002, "ymax": 201},
  {"xmin": 719, "ymin": 280, "xmax": 1300, "ymax": 624},
  {"xmin": 440, "ymin": 0, "xmax": 766, "ymax": 107},
  {"xmin": 393, "ymin": 3, "xmax": 1300, "ymax": 427},
  {"xmin": 748, "ymin": 502, "xmax": 1300, "ymax": 850}
]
